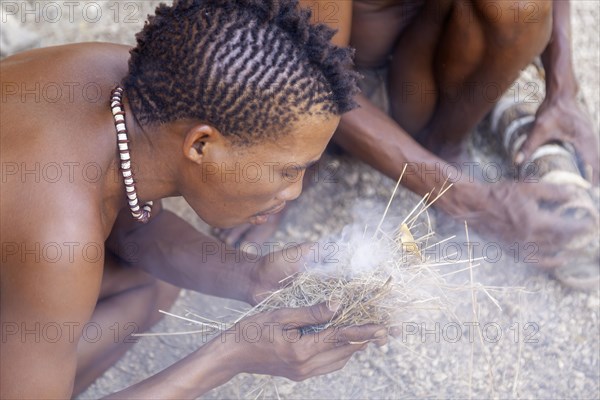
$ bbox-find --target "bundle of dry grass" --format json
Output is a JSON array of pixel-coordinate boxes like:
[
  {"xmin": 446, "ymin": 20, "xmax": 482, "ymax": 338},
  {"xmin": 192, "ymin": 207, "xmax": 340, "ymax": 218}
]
[
  {"xmin": 255, "ymin": 273, "xmax": 394, "ymax": 333},
  {"xmin": 234, "ymin": 173, "xmax": 465, "ymax": 333},
  {"xmin": 246, "ymin": 224, "xmax": 429, "ymax": 329},
  {"xmin": 242, "ymin": 225, "xmax": 464, "ymax": 336}
]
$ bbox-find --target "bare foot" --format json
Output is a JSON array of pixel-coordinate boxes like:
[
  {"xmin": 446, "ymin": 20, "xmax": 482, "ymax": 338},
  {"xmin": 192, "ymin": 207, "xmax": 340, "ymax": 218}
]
[
  {"xmin": 417, "ymin": 125, "xmax": 472, "ymax": 166},
  {"xmin": 212, "ymin": 211, "xmax": 286, "ymax": 249},
  {"xmin": 437, "ymin": 141, "xmax": 472, "ymax": 166}
]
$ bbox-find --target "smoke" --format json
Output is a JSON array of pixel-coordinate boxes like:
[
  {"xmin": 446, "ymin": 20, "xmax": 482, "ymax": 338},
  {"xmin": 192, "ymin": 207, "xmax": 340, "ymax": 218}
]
[{"xmin": 308, "ymin": 200, "xmax": 400, "ymax": 277}]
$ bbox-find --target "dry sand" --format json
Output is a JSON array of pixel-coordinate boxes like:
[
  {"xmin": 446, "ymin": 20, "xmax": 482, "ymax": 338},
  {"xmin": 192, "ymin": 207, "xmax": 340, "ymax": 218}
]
[{"xmin": 1, "ymin": 1, "xmax": 598, "ymax": 398}]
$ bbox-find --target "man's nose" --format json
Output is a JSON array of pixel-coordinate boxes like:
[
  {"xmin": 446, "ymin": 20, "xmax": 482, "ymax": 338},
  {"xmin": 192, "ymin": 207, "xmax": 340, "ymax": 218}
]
[{"xmin": 278, "ymin": 173, "xmax": 304, "ymax": 202}]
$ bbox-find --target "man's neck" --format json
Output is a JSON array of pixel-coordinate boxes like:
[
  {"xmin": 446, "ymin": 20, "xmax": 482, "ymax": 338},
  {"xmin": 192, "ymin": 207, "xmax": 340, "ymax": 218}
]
[{"xmin": 115, "ymin": 96, "xmax": 181, "ymax": 206}]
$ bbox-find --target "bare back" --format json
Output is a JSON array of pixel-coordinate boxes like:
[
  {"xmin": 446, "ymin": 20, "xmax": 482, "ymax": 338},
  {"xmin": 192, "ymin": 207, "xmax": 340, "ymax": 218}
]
[{"xmin": 0, "ymin": 43, "xmax": 133, "ymax": 398}]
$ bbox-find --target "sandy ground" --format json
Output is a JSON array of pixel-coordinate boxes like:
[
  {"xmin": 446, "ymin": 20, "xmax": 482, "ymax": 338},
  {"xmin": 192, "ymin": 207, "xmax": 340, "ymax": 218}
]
[{"xmin": 2, "ymin": 1, "xmax": 599, "ymax": 399}]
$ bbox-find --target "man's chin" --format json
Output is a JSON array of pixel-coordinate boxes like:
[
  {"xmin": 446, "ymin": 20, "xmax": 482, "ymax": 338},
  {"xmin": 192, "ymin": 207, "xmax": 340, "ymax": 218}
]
[{"xmin": 209, "ymin": 215, "xmax": 269, "ymax": 229}]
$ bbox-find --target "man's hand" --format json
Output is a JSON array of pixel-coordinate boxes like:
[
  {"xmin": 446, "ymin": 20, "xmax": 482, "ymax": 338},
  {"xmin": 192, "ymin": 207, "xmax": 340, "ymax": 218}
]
[
  {"xmin": 516, "ymin": 95, "xmax": 599, "ymax": 184},
  {"xmin": 223, "ymin": 302, "xmax": 387, "ymax": 381},
  {"xmin": 463, "ymin": 181, "xmax": 598, "ymax": 269},
  {"xmin": 248, "ymin": 243, "xmax": 317, "ymax": 306}
]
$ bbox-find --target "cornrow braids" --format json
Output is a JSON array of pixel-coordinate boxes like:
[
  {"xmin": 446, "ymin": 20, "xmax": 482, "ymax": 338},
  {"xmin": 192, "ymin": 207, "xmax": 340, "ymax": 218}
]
[{"xmin": 123, "ymin": 0, "xmax": 359, "ymax": 145}]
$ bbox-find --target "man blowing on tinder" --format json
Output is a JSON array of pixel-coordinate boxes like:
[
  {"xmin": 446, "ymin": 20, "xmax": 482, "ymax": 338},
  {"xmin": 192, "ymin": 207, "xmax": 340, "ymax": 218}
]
[{"xmin": 0, "ymin": 0, "xmax": 388, "ymax": 397}]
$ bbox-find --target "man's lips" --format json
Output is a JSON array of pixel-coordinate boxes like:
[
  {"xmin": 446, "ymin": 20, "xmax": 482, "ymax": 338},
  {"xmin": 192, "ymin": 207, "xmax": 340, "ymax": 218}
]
[
  {"xmin": 256, "ymin": 202, "xmax": 286, "ymax": 217},
  {"xmin": 249, "ymin": 203, "xmax": 286, "ymax": 225}
]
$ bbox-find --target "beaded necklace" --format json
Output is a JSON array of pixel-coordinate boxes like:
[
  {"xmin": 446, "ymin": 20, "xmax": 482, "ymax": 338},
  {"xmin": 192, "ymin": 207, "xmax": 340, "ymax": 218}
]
[{"xmin": 110, "ymin": 87, "xmax": 153, "ymax": 223}]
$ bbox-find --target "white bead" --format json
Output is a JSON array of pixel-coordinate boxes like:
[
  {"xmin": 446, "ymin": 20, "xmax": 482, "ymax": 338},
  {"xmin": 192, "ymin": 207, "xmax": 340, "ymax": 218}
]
[
  {"xmin": 122, "ymin": 160, "xmax": 131, "ymax": 169},
  {"xmin": 122, "ymin": 170, "xmax": 132, "ymax": 178},
  {"xmin": 125, "ymin": 185, "xmax": 135, "ymax": 193},
  {"xmin": 128, "ymin": 198, "xmax": 138, "ymax": 207},
  {"xmin": 124, "ymin": 177, "xmax": 134, "ymax": 185},
  {"xmin": 116, "ymin": 123, "xmax": 126, "ymax": 131},
  {"xmin": 117, "ymin": 133, "xmax": 127, "ymax": 141},
  {"xmin": 118, "ymin": 143, "xmax": 128, "ymax": 151},
  {"xmin": 114, "ymin": 115, "xmax": 125, "ymax": 123},
  {"xmin": 120, "ymin": 153, "xmax": 130, "ymax": 161}
]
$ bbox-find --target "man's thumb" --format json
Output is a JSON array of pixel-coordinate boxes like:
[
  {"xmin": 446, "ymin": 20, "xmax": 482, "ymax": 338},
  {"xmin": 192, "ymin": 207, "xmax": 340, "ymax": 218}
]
[
  {"xmin": 279, "ymin": 301, "xmax": 340, "ymax": 327},
  {"xmin": 515, "ymin": 133, "xmax": 544, "ymax": 166}
]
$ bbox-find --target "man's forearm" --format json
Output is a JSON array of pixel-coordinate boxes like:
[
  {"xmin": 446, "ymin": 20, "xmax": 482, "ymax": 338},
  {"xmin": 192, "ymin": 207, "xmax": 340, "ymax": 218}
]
[
  {"xmin": 334, "ymin": 93, "xmax": 487, "ymax": 216},
  {"xmin": 542, "ymin": 0, "xmax": 577, "ymax": 97},
  {"xmin": 116, "ymin": 210, "xmax": 257, "ymax": 304},
  {"xmin": 104, "ymin": 337, "xmax": 239, "ymax": 399}
]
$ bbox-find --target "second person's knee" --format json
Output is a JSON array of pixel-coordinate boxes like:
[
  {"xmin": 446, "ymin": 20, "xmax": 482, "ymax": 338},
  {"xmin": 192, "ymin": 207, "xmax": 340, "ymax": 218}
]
[{"xmin": 472, "ymin": 0, "xmax": 552, "ymax": 49}]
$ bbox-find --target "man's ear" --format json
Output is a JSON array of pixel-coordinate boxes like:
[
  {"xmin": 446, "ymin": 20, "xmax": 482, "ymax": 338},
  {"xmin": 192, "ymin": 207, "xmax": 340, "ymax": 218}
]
[{"xmin": 183, "ymin": 124, "xmax": 219, "ymax": 164}]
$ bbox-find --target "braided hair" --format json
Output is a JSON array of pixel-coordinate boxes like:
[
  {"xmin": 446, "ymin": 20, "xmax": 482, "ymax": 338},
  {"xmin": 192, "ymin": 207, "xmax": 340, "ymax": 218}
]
[{"xmin": 123, "ymin": 0, "xmax": 359, "ymax": 145}]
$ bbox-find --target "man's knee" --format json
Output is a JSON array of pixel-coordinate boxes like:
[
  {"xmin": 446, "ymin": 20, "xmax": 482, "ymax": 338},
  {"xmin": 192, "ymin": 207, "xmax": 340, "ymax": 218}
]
[
  {"xmin": 472, "ymin": 0, "xmax": 552, "ymax": 49},
  {"xmin": 147, "ymin": 279, "xmax": 181, "ymax": 326},
  {"xmin": 154, "ymin": 280, "xmax": 181, "ymax": 308}
]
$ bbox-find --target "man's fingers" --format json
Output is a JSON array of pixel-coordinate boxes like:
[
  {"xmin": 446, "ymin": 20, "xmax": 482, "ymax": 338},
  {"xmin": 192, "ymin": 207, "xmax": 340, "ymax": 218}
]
[
  {"xmin": 524, "ymin": 182, "xmax": 579, "ymax": 204},
  {"xmin": 518, "ymin": 123, "xmax": 599, "ymax": 184},
  {"xmin": 566, "ymin": 119, "xmax": 599, "ymax": 183},
  {"xmin": 277, "ymin": 242, "xmax": 316, "ymax": 276},
  {"xmin": 389, "ymin": 325, "xmax": 401, "ymax": 338},
  {"xmin": 333, "ymin": 324, "xmax": 388, "ymax": 346},
  {"xmin": 282, "ymin": 328, "xmax": 374, "ymax": 380},
  {"xmin": 274, "ymin": 302, "xmax": 338, "ymax": 327},
  {"xmin": 291, "ymin": 343, "xmax": 365, "ymax": 381},
  {"xmin": 520, "ymin": 241, "xmax": 568, "ymax": 269},
  {"xmin": 576, "ymin": 142, "xmax": 600, "ymax": 184},
  {"xmin": 308, "ymin": 358, "xmax": 352, "ymax": 379},
  {"xmin": 308, "ymin": 343, "xmax": 366, "ymax": 376},
  {"xmin": 298, "ymin": 324, "xmax": 387, "ymax": 353},
  {"xmin": 515, "ymin": 126, "xmax": 556, "ymax": 166},
  {"xmin": 526, "ymin": 253, "xmax": 568, "ymax": 270},
  {"xmin": 535, "ymin": 214, "xmax": 594, "ymax": 243}
]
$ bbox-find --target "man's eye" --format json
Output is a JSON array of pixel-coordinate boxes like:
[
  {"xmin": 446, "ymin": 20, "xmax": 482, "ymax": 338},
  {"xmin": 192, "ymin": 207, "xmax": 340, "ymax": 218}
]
[{"xmin": 282, "ymin": 168, "xmax": 302, "ymax": 179}]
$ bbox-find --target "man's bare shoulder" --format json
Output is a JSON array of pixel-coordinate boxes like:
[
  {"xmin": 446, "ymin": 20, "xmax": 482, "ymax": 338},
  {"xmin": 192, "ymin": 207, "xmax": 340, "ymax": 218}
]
[
  {"xmin": 0, "ymin": 101, "xmax": 115, "ymax": 246},
  {"xmin": 1, "ymin": 43, "xmax": 129, "ymax": 239},
  {"xmin": 1, "ymin": 43, "xmax": 131, "ymax": 120},
  {"xmin": 1, "ymin": 42, "xmax": 131, "ymax": 82},
  {"xmin": 1, "ymin": 42, "xmax": 132, "ymax": 137}
]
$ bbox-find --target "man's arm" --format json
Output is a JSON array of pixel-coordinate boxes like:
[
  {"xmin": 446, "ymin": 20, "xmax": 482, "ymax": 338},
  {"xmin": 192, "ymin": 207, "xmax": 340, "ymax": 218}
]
[
  {"xmin": 518, "ymin": 0, "xmax": 599, "ymax": 182},
  {"xmin": 108, "ymin": 205, "xmax": 254, "ymax": 303},
  {"xmin": 334, "ymin": 88, "xmax": 591, "ymax": 266},
  {"xmin": 1, "ymin": 227, "xmax": 104, "ymax": 398},
  {"xmin": 334, "ymin": 92, "xmax": 484, "ymax": 217},
  {"xmin": 106, "ymin": 204, "xmax": 295, "ymax": 305},
  {"xmin": 298, "ymin": 0, "xmax": 480, "ymax": 214},
  {"xmin": 300, "ymin": 1, "xmax": 485, "ymax": 218},
  {"xmin": 302, "ymin": 0, "xmax": 590, "ymax": 264},
  {"xmin": 2, "ymin": 228, "xmax": 382, "ymax": 398},
  {"xmin": 103, "ymin": 302, "xmax": 385, "ymax": 399}
]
